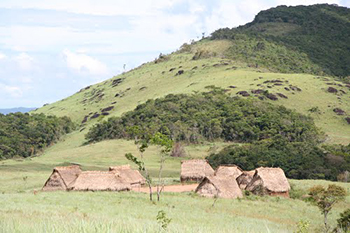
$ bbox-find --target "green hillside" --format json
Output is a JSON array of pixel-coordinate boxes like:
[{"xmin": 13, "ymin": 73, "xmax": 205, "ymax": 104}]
[{"xmin": 212, "ymin": 4, "xmax": 350, "ymax": 78}]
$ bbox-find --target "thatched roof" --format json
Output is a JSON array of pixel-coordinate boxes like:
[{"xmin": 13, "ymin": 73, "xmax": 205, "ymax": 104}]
[
  {"xmin": 180, "ymin": 159, "xmax": 214, "ymax": 182},
  {"xmin": 42, "ymin": 165, "xmax": 81, "ymax": 191},
  {"xmin": 195, "ymin": 176, "xmax": 243, "ymax": 199},
  {"xmin": 109, "ymin": 165, "xmax": 146, "ymax": 185},
  {"xmin": 71, "ymin": 171, "xmax": 131, "ymax": 191},
  {"xmin": 236, "ymin": 170, "xmax": 255, "ymax": 190},
  {"xmin": 245, "ymin": 167, "xmax": 290, "ymax": 194},
  {"xmin": 214, "ymin": 165, "xmax": 243, "ymax": 178}
]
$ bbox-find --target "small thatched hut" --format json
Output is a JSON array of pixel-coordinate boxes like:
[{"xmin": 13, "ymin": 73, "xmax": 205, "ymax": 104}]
[
  {"xmin": 245, "ymin": 167, "xmax": 290, "ymax": 197},
  {"xmin": 195, "ymin": 176, "xmax": 243, "ymax": 199},
  {"xmin": 109, "ymin": 165, "xmax": 146, "ymax": 188},
  {"xmin": 42, "ymin": 165, "xmax": 81, "ymax": 191},
  {"xmin": 71, "ymin": 171, "xmax": 131, "ymax": 192},
  {"xmin": 215, "ymin": 165, "xmax": 243, "ymax": 178},
  {"xmin": 236, "ymin": 170, "xmax": 255, "ymax": 190},
  {"xmin": 180, "ymin": 159, "xmax": 214, "ymax": 183}
]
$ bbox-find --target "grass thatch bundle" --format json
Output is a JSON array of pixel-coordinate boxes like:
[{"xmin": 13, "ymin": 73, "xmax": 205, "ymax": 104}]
[
  {"xmin": 245, "ymin": 167, "xmax": 290, "ymax": 197},
  {"xmin": 72, "ymin": 171, "xmax": 131, "ymax": 191},
  {"xmin": 42, "ymin": 165, "xmax": 81, "ymax": 191},
  {"xmin": 195, "ymin": 176, "xmax": 243, "ymax": 199},
  {"xmin": 109, "ymin": 165, "xmax": 146, "ymax": 188},
  {"xmin": 214, "ymin": 165, "xmax": 243, "ymax": 178},
  {"xmin": 236, "ymin": 170, "xmax": 255, "ymax": 190},
  {"xmin": 180, "ymin": 159, "xmax": 214, "ymax": 182}
]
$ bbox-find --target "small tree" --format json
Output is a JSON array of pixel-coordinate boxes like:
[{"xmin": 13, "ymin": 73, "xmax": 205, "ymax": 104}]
[
  {"xmin": 125, "ymin": 126, "xmax": 153, "ymax": 201},
  {"xmin": 150, "ymin": 132, "xmax": 173, "ymax": 201},
  {"xmin": 125, "ymin": 128, "xmax": 172, "ymax": 202},
  {"xmin": 308, "ymin": 185, "xmax": 346, "ymax": 232}
]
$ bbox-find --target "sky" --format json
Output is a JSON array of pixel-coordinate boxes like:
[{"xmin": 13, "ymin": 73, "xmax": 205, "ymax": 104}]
[{"xmin": 0, "ymin": 0, "xmax": 349, "ymax": 108}]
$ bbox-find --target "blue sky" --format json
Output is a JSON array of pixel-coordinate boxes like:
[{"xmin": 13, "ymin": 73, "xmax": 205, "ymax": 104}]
[{"xmin": 0, "ymin": 0, "xmax": 349, "ymax": 108}]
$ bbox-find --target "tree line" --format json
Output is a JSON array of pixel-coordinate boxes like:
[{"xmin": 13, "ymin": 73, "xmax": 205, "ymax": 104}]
[{"xmin": 0, "ymin": 113, "xmax": 74, "ymax": 159}]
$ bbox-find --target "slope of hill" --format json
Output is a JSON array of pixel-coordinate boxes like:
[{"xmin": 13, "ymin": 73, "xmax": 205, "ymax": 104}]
[
  {"xmin": 34, "ymin": 38, "xmax": 350, "ymax": 144},
  {"xmin": 211, "ymin": 4, "xmax": 350, "ymax": 78}
]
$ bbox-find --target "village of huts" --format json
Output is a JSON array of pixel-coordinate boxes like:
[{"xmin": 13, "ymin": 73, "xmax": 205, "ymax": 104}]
[{"xmin": 43, "ymin": 159, "xmax": 290, "ymax": 199}]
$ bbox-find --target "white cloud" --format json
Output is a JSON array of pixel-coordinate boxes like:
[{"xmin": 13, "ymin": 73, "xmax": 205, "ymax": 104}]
[
  {"xmin": 14, "ymin": 52, "xmax": 34, "ymax": 70},
  {"xmin": 0, "ymin": 52, "xmax": 7, "ymax": 60},
  {"xmin": 0, "ymin": 83, "xmax": 23, "ymax": 98},
  {"xmin": 62, "ymin": 49, "xmax": 109, "ymax": 75}
]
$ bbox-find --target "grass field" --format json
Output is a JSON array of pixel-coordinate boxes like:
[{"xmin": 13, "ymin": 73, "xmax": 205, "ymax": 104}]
[
  {"xmin": 2, "ymin": 40, "xmax": 350, "ymax": 232},
  {"xmin": 1, "ymin": 136, "xmax": 350, "ymax": 232}
]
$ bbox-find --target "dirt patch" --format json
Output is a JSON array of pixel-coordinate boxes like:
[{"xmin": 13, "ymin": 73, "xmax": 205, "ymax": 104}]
[
  {"xmin": 277, "ymin": 93, "xmax": 288, "ymax": 99},
  {"xmin": 132, "ymin": 184, "xmax": 197, "ymax": 193},
  {"xmin": 327, "ymin": 87, "xmax": 338, "ymax": 93},
  {"xmin": 81, "ymin": 116, "xmax": 88, "ymax": 124},
  {"xmin": 192, "ymin": 66, "xmax": 198, "ymax": 70},
  {"xmin": 333, "ymin": 108, "xmax": 345, "ymax": 115},
  {"xmin": 266, "ymin": 93, "xmax": 278, "ymax": 101},
  {"xmin": 111, "ymin": 78, "xmax": 123, "ymax": 87},
  {"xmin": 237, "ymin": 91, "xmax": 250, "ymax": 97},
  {"xmin": 101, "ymin": 106, "xmax": 114, "ymax": 112},
  {"xmin": 139, "ymin": 86, "xmax": 147, "ymax": 91},
  {"xmin": 346, "ymin": 117, "xmax": 350, "ymax": 124},
  {"xmin": 176, "ymin": 70, "xmax": 184, "ymax": 76},
  {"xmin": 251, "ymin": 89, "xmax": 264, "ymax": 94}
]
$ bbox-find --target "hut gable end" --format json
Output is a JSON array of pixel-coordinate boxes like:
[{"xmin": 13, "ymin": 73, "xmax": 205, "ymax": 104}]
[{"xmin": 180, "ymin": 159, "xmax": 214, "ymax": 183}]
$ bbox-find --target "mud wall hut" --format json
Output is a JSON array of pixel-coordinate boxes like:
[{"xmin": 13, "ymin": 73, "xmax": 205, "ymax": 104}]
[
  {"xmin": 245, "ymin": 167, "xmax": 290, "ymax": 197},
  {"xmin": 42, "ymin": 165, "xmax": 81, "ymax": 191},
  {"xmin": 236, "ymin": 170, "xmax": 256, "ymax": 190},
  {"xmin": 109, "ymin": 165, "xmax": 146, "ymax": 188},
  {"xmin": 180, "ymin": 159, "xmax": 214, "ymax": 183},
  {"xmin": 195, "ymin": 176, "xmax": 243, "ymax": 199},
  {"xmin": 215, "ymin": 165, "xmax": 243, "ymax": 178},
  {"xmin": 71, "ymin": 171, "xmax": 131, "ymax": 192}
]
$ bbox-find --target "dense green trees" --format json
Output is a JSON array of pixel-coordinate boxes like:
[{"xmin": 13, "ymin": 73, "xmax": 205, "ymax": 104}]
[
  {"xmin": 0, "ymin": 113, "xmax": 74, "ymax": 159},
  {"xmin": 211, "ymin": 4, "xmax": 350, "ymax": 79},
  {"xmin": 206, "ymin": 137, "xmax": 350, "ymax": 180},
  {"xmin": 86, "ymin": 89, "xmax": 322, "ymax": 144}
]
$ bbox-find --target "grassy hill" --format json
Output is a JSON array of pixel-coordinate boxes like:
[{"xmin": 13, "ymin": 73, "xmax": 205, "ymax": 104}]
[{"xmin": 1, "ymin": 4, "xmax": 350, "ymax": 232}]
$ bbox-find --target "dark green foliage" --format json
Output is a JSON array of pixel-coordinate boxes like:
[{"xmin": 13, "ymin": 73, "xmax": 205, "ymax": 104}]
[
  {"xmin": 211, "ymin": 4, "xmax": 350, "ymax": 78},
  {"xmin": 335, "ymin": 209, "xmax": 350, "ymax": 232},
  {"xmin": 206, "ymin": 139, "xmax": 350, "ymax": 180},
  {"xmin": 0, "ymin": 113, "xmax": 74, "ymax": 159},
  {"xmin": 85, "ymin": 90, "xmax": 322, "ymax": 144}
]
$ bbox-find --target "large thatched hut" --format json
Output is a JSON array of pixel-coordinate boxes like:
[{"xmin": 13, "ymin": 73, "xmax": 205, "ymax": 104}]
[
  {"xmin": 195, "ymin": 176, "xmax": 243, "ymax": 199},
  {"xmin": 215, "ymin": 165, "xmax": 243, "ymax": 178},
  {"xmin": 71, "ymin": 171, "xmax": 131, "ymax": 192},
  {"xmin": 236, "ymin": 170, "xmax": 256, "ymax": 190},
  {"xmin": 245, "ymin": 167, "xmax": 290, "ymax": 197},
  {"xmin": 42, "ymin": 165, "xmax": 81, "ymax": 191},
  {"xmin": 109, "ymin": 165, "xmax": 146, "ymax": 188},
  {"xmin": 180, "ymin": 159, "xmax": 214, "ymax": 183}
]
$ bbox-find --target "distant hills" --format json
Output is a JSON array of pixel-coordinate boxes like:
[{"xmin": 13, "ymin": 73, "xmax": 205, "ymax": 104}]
[
  {"xmin": 0, "ymin": 107, "xmax": 36, "ymax": 115},
  {"xmin": 211, "ymin": 4, "xmax": 350, "ymax": 79}
]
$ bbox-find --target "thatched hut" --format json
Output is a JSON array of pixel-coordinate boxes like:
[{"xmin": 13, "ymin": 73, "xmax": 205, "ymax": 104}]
[
  {"xmin": 42, "ymin": 165, "xmax": 81, "ymax": 191},
  {"xmin": 245, "ymin": 167, "xmax": 290, "ymax": 197},
  {"xmin": 236, "ymin": 170, "xmax": 255, "ymax": 190},
  {"xmin": 180, "ymin": 159, "xmax": 214, "ymax": 183},
  {"xmin": 215, "ymin": 165, "xmax": 243, "ymax": 178},
  {"xmin": 195, "ymin": 176, "xmax": 243, "ymax": 199},
  {"xmin": 109, "ymin": 165, "xmax": 146, "ymax": 188},
  {"xmin": 71, "ymin": 171, "xmax": 131, "ymax": 192}
]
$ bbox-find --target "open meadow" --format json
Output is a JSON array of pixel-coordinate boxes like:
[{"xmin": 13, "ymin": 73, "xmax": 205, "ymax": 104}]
[{"xmin": 1, "ymin": 137, "xmax": 350, "ymax": 233}]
